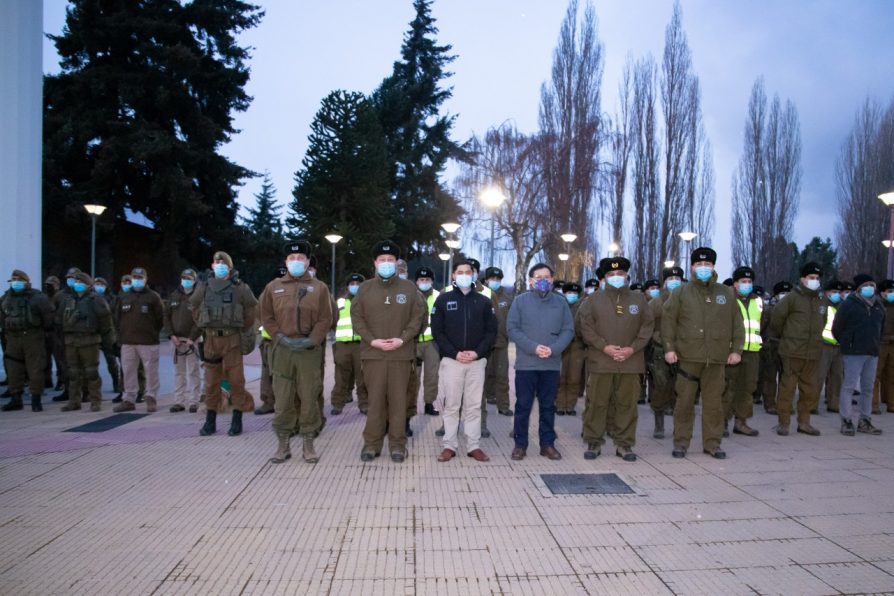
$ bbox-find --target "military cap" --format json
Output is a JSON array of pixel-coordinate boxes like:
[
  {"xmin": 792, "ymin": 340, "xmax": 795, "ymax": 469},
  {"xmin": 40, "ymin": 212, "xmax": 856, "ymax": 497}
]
[
  {"xmin": 599, "ymin": 256, "xmax": 631, "ymax": 273},
  {"xmin": 753, "ymin": 285, "xmax": 765, "ymax": 296},
  {"xmin": 595, "ymin": 267, "xmax": 604, "ymax": 280},
  {"xmin": 94, "ymin": 277, "xmax": 108, "ymax": 285},
  {"xmin": 120, "ymin": 274, "xmax": 133, "ymax": 283},
  {"xmin": 277, "ymin": 267, "xmax": 287, "ymax": 278},
  {"xmin": 584, "ymin": 278, "xmax": 599, "ymax": 288},
  {"xmin": 372, "ymin": 240, "xmax": 400, "ymax": 258},
  {"xmin": 823, "ymin": 280, "xmax": 844, "ymax": 292},
  {"xmin": 630, "ymin": 282, "xmax": 643, "ymax": 291},
  {"xmin": 415, "ymin": 267, "xmax": 435, "ymax": 280},
  {"xmin": 662, "ymin": 266, "xmax": 685, "ymax": 280},
  {"xmin": 691, "ymin": 247, "xmax": 717, "ymax": 265},
  {"xmin": 722, "ymin": 278, "xmax": 733, "ymax": 287},
  {"xmin": 44, "ymin": 276, "xmax": 60, "ymax": 290},
  {"xmin": 283, "ymin": 239, "xmax": 312, "ymax": 257},
  {"xmin": 879, "ymin": 279, "xmax": 894, "ymax": 292},
  {"xmin": 643, "ymin": 279, "xmax": 660, "ymax": 290},
  {"xmin": 854, "ymin": 273, "xmax": 875, "ymax": 288},
  {"xmin": 65, "ymin": 267, "xmax": 81, "ymax": 279},
  {"xmin": 773, "ymin": 281, "xmax": 792, "ymax": 295},
  {"xmin": 484, "ymin": 267, "xmax": 504, "ymax": 280},
  {"xmin": 842, "ymin": 281, "xmax": 855, "ymax": 291},
  {"xmin": 8, "ymin": 270, "xmax": 30, "ymax": 283},
  {"xmin": 732, "ymin": 266, "xmax": 755, "ymax": 282},
  {"xmin": 130, "ymin": 267, "xmax": 148, "ymax": 278},
  {"xmin": 212, "ymin": 251, "xmax": 234, "ymax": 268},
  {"xmin": 348, "ymin": 273, "xmax": 365, "ymax": 284},
  {"xmin": 563, "ymin": 282, "xmax": 582, "ymax": 294},
  {"xmin": 73, "ymin": 271, "xmax": 93, "ymax": 285},
  {"xmin": 553, "ymin": 280, "xmax": 565, "ymax": 290},
  {"xmin": 800, "ymin": 261, "xmax": 822, "ymax": 277},
  {"xmin": 466, "ymin": 258, "xmax": 481, "ymax": 273},
  {"xmin": 180, "ymin": 268, "xmax": 197, "ymax": 280}
]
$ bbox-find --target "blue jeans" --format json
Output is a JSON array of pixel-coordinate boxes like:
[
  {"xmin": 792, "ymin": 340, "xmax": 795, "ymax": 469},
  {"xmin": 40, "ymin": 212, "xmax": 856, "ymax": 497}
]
[
  {"xmin": 513, "ymin": 370, "xmax": 559, "ymax": 450},
  {"xmin": 839, "ymin": 355, "xmax": 878, "ymax": 422}
]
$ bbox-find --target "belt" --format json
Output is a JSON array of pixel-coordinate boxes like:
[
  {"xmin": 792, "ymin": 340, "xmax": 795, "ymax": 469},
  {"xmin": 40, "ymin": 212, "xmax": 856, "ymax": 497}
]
[
  {"xmin": 6, "ymin": 328, "xmax": 43, "ymax": 337},
  {"xmin": 206, "ymin": 328, "xmax": 238, "ymax": 337}
]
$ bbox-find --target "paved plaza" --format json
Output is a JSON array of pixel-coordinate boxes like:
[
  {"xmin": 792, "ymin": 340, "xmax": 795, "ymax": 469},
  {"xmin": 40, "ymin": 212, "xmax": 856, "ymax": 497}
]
[{"xmin": 1, "ymin": 343, "xmax": 894, "ymax": 595}]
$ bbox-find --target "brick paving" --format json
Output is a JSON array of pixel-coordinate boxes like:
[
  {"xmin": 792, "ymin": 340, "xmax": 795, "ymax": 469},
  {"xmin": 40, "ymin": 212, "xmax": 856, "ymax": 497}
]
[{"xmin": 1, "ymin": 342, "xmax": 893, "ymax": 595}]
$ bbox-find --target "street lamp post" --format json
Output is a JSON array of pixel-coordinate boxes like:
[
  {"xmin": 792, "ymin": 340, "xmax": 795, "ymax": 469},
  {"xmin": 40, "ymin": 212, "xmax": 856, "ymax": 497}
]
[
  {"xmin": 83, "ymin": 204, "xmax": 107, "ymax": 278},
  {"xmin": 678, "ymin": 231, "xmax": 697, "ymax": 265},
  {"xmin": 560, "ymin": 233, "xmax": 577, "ymax": 281},
  {"xmin": 438, "ymin": 252, "xmax": 450, "ymax": 287},
  {"xmin": 607, "ymin": 241, "xmax": 620, "ymax": 257},
  {"xmin": 558, "ymin": 253, "xmax": 569, "ymax": 279},
  {"xmin": 324, "ymin": 234, "xmax": 343, "ymax": 292},
  {"xmin": 480, "ymin": 187, "xmax": 506, "ymax": 268},
  {"xmin": 441, "ymin": 221, "xmax": 461, "ymax": 277},
  {"xmin": 879, "ymin": 192, "xmax": 894, "ymax": 279}
]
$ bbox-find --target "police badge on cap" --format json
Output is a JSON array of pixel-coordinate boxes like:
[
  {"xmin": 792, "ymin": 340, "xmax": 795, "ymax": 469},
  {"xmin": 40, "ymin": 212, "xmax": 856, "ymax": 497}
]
[
  {"xmin": 484, "ymin": 267, "xmax": 503, "ymax": 279},
  {"xmin": 373, "ymin": 240, "xmax": 401, "ymax": 258},
  {"xmin": 283, "ymin": 239, "xmax": 312, "ymax": 258},
  {"xmin": 414, "ymin": 267, "xmax": 435, "ymax": 280},
  {"xmin": 690, "ymin": 247, "xmax": 717, "ymax": 265},
  {"xmin": 732, "ymin": 266, "xmax": 754, "ymax": 282},
  {"xmin": 598, "ymin": 257, "xmax": 631, "ymax": 272}
]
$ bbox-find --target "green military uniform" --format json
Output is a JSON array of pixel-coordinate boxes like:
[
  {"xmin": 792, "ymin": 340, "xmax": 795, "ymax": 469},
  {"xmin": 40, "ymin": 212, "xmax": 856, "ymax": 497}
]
[
  {"xmin": 92, "ymin": 278, "xmax": 121, "ymax": 395},
  {"xmin": 662, "ymin": 249, "xmax": 744, "ymax": 458},
  {"xmin": 648, "ymin": 267, "xmax": 683, "ymax": 439},
  {"xmin": 556, "ymin": 286, "xmax": 586, "ymax": 413},
  {"xmin": 759, "ymin": 282, "xmax": 791, "ymax": 414},
  {"xmin": 722, "ymin": 268, "xmax": 762, "ymax": 436},
  {"xmin": 484, "ymin": 278, "xmax": 513, "ymax": 414},
  {"xmin": 819, "ymin": 290, "xmax": 843, "ymax": 412},
  {"xmin": 331, "ymin": 290, "xmax": 368, "ymax": 411},
  {"xmin": 0, "ymin": 271, "xmax": 54, "ymax": 411},
  {"xmin": 257, "ymin": 324, "xmax": 275, "ymax": 412},
  {"xmin": 407, "ymin": 282, "xmax": 440, "ymax": 417}
]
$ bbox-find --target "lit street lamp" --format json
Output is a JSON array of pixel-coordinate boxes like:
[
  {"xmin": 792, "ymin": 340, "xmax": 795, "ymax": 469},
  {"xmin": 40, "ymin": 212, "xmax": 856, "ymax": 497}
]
[
  {"xmin": 480, "ymin": 187, "xmax": 506, "ymax": 268},
  {"xmin": 442, "ymin": 221, "xmax": 461, "ymax": 276},
  {"xmin": 83, "ymin": 204, "xmax": 107, "ymax": 278},
  {"xmin": 607, "ymin": 241, "xmax": 620, "ymax": 257},
  {"xmin": 664, "ymin": 260, "xmax": 676, "ymax": 269},
  {"xmin": 558, "ymin": 252, "xmax": 569, "ymax": 279},
  {"xmin": 678, "ymin": 231, "xmax": 697, "ymax": 264},
  {"xmin": 879, "ymin": 192, "xmax": 894, "ymax": 278},
  {"xmin": 560, "ymin": 233, "xmax": 577, "ymax": 280},
  {"xmin": 324, "ymin": 233, "xmax": 343, "ymax": 292},
  {"xmin": 438, "ymin": 252, "xmax": 450, "ymax": 287}
]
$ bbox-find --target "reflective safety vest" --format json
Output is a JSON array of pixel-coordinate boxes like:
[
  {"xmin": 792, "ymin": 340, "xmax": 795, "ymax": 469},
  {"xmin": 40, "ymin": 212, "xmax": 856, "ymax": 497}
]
[
  {"xmin": 822, "ymin": 305, "xmax": 838, "ymax": 345},
  {"xmin": 419, "ymin": 290, "xmax": 440, "ymax": 341},
  {"xmin": 334, "ymin": 297, "xmax": 360, "ymax": 342},
  {"xmin": 259, "ymin": 325, "xmax": 272, "ymax": 341},
  {"xmin": 737, "ymin": 296, "xmax": 763, "ymax": 352}
]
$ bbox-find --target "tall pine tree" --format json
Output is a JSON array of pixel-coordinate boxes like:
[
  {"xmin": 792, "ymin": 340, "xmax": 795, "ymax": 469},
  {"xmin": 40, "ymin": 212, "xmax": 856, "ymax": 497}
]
[
  {"xmin": 238, "ymin": 172, "xmax": 284, "ymax": 290},
  {"xmin": 43, "ymin": 0, "xmax": 262, "ymax": 279}
]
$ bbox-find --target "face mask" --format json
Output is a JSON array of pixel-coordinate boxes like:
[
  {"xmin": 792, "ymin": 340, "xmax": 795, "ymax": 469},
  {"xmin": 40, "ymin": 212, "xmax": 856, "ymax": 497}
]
[
  {"xmin": 94, "ymin": 285, "xmax": 106, "ymax": 295},
  {"xmin": 777, "ymin": 292, "xmax": 788, "ymax": 300},
  {"xmin": 66, "ymin": 277, "xmax": 76, "ymax": 289},
  {"xmin": 584, "ymin": 287, "xmax": 595, "ymax": 295},
  {"xmin": 181, "ymin": 279, "xmax": 194, "ymax": 290},
  {"xmin": 842, "ymin": 292, "xmax": 851, "ymax": 299},
  {"xmin": 213, "ymin": 264, "xmax": 229, "ymax": 279},
  {"xmin": 10, "ymin": 281, "xmax": 25, "ymax": 292},
  {"xmin": 398, "ymin": 273, "xmax": 408, "ymax": 280},
  {"xmin": 648, "ymin": 288, "xmax": 660, "ymax": 299},
  {"xmin": 488, "ymin": 281, "xmax": 502, "ymax": 292},
  {"xmin": 286, "ymin": 260, "xmax": 306, "ymax": 277},
  {"xmin": 533, "ymin": 278, "xmax": 552, "ymax": 293},
  {"xmin": 348, "ymin": 285, "xmax": 359, "ymax": 296},
  {"xmin": 805, "ymin": 279, "xmax": 821, "ymax": 291},
  {"xmin": 666, "ymin": 279, "xmax": 682, "ymax": 291},
  {"xmin": 738, "ymin": 283, "xmax": 753, "ymax": 296},
  {"xmin": 828, "ymin": 293, "xmax": 841, "ymax": 304},
  {"xmin": 308, "ymin": 270, "xmax": 316, "ymax": 278},
  {"xmin": 565, "ymin": 294, "xmax": 579, "ymax": 304},
  {"xmin": 695, "ymin": 266, "xmax": 713, "ymax": 282},
  {"xmin": 599, "ymin": 281, "xmax": 606, "ymax": 290},
  {"xmin": 606, "ymin": 276, "xmax": 626, "ymax": 289},
  {"xmin": 860, "ymin": 286, "xmax": 875, "ymax": 299},
  {"xmin": 73, "ymin": 282, "xmax": 88, "ymax": 294},
  {"xmin": 455, "ymin": 274, "xmax": 473, "ymax": 289},
  {"xmin": 132, "ymin": 279, "xmax": 146, "ymax": 290},
  {"xmin": 377, "ymin": 262, "xmax": 396, "ymax": 279},
  {"xmin": 121, "ymin": 284, "xmax": 131, "ymax": 293},
  {"xmin": 417, "ymin": 282, "xmax": 432, "ymax": 292},
  {"xmin": 886, "ymin": 293, "xmax": 894, "ymax": 303}
]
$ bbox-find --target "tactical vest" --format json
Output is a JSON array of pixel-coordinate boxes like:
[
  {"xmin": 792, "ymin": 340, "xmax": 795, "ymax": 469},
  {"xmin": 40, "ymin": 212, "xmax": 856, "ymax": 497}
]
[
  {"xmin": 61, "ymin": 294, "xmax": 99, "ymax": 334},
  {"xmin": 822, "ymin": 305, "xmax": 838, "ymax": 345},
  {"xmin": 198, "ymin": 281, "xmax": 244, "ymax": 329},
  {"xmin": 335, "ymin": 297, "xmax": 360, "ymax": 342},
  {"xmin": 737, "ymin": 296, "xmax": 763, "ymax": 352},
  {"xmin": 418, "ymin": 290, "xmax": 440, "ymax": 341},
  {"xmin": 1, "ymin": 291, "xmax": 38, "ymax": 331}
]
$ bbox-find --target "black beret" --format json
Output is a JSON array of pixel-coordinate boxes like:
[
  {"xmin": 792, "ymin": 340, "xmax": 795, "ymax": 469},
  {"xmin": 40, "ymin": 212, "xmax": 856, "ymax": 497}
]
[
  {"xmin": 484, "ymin": 267, "xmax": 504, "ymax": 279},
  {"xmin": 466, "ymin": 258, "xmax": 481, "ymax": 272},
  {"xmin": 599, "ymin": 256, "xmax": 631, "ymax": 273},
  {"xmin": 854, "ymin": 273, "xmax": 875, "ymax": 288},
  {"xmin": 842, "ymin": 281, "xmax": 855, "ymax": 291},
  {"xmin": 283, "ymin": 239, "xmax": 312, "ymax": 257},
  {"xmin": 662, "ymin": 266, "xmax": 685, "ymax": 280},
  {"xmin": 879, "ymin": 279, "xmax": 894, "ymax": 292},
  {"xmin": 753, "ymin": 285, "xmax": 765, "ymax": 296},
  {"xmin": 414, "ymin": 267, "xmax": 435, "ymax": 280},
  {"xmin": 691, "ymin": 247, "xmax": 717, "ymax": 265},
  {"xmin": 823, "ymin": 280, "xmax": 844, "ymax": 292},
  {"xmin": 643, "ymin": 279, "xmax": 660, "ymax": 289},
  {"xmin": 563, "ymin": 282, "xmax": 582, "ymax": 294},
  {"xmin": 372, "ymin": 240, "xmax": 401, "ymax": 258},
  {"xmin": 773, "ymin": 281, "xmax": 793, "ymax": 295},
  {"xmin": 800, "ymin": 261, "xmax": 822, "ymax": 277},
  {"xmin": 629, "ymin": 282, "xmax": 643, "ymax": 291},
  {"xmin": 584, "ymin": 278, "xmax": 599, "ymax": 288},
  {"xmin": 348, "ymin": 273, "xmax": 365, "ymax": 283},
  {"xmin": 732, "ymin": 266, "xmax": 755, "ymax": 281}
]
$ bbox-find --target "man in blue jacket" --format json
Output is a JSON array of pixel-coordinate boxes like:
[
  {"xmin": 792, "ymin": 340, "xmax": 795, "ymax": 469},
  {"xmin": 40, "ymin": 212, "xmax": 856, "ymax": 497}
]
[
  {"xmin": 430, "ymin": 261, "xmax": 498, "ymax": 462},
  {"xmin": 507, "ymin": 263, "xmax": 575, "ymax": 460}
]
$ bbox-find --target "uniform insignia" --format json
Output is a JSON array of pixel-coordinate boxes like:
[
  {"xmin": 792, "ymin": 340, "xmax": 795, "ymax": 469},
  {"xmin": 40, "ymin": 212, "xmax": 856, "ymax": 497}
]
[
  {"xmin": 140, "ymin": 304, "xmax": 149, "ymax": 313},
  {"xmin": 431, "ymin": 306, "xmax": 437, "ymax": 314},
  {"xmin": 396, "ymin": 293, "xmax": 407, "ymax": 304},
  {"xmin": 171, "ymin": 300, "xmax": 179, "ymax": 307},
  {"xmin": 716, "ymin": 295, "xmax": 727, "ymax": 305},
  {"xmin": 628, "ymin": 304, "xmax": 639, "ymax": 315},
  {"xmin": 122, "ymin": 304, "xmax": 132, "ymax": 312},
  {"xmin": 384, "ymin": 296, "xmax": 391, "ymax": 305},
  {"xmin": 819, "ymin": 305, "xmax": 826, "ymax": 315},
  {"xmin": 274, "ymin": 288, "xmax": 286, "ymax": 294},
  {"xmin": 499, "ymin": 301, "xmax": 507, "ymax": 308},
  {"xmin": 306, "ymin": 286, "xmax": 314, "ymax": 293},
  {"xmin": 446, "ymin": 301, "xmax": 458, "ymax": 311}
]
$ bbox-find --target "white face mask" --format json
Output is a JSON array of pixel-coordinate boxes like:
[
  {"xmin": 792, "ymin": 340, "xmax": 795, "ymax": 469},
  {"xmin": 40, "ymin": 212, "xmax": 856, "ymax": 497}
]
[
  {"xmin": 805, "ymin": 279, "xmax": 821, "ymax": 291},
  {"xmin": 455, "ymin": 274, "xmax": 473, "ymax": 289}
]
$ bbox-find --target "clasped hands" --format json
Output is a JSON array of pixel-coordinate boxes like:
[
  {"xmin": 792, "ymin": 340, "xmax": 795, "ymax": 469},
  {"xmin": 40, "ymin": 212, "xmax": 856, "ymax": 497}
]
[
  {"xmin": 371, "ymin": 338, "xmax": 404, "ymax": 352},
  {"xmin": 603, "ymin": 344, "xmax": 634, "ymax": 362},
  {"xmin": 664, "ymin": 350, "xmax": 741, "ymax": 365}
]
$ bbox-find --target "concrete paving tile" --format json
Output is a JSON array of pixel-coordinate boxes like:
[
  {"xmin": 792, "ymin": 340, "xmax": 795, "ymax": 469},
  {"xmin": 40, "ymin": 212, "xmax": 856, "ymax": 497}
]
[
  {"xmin": 729, "ymin": 565, "xmax": 838, "ymax": 595},
  {"xmin": 495, "ymin": 575, "xmax": 589, "ymax": 595},
  {"xmin": 803, "ymin": 561, "xmax": 894, "ymax": 593},
  {"xmin": 612, "ymin": 522, "xmax": 689, "ymax": 546},
  {"xmin": 677, "ymin": 517, "xmax": 820, "ymax": 543},
  {"xmin": 562, "ymin": 546, "xmax": 651, "ymax": 573},
  {"xmin": 836, "ymin": 534, "xmax": 894, "ymax": 562},
  {"xmin": 416, "ymin": 577, "xmax": 502, "ymax": 595},
  {"xmin": 578, "ymin": 571, "xmax": 673, "ymax": 595},
  {"xmin": 796, "ymin": 512, "xmax": 894, "ymax": 537},
  {"xmin": 549, "ymin": 523, "xmax": 628, "ymax": 548},
  {"xmin": 658, "ymin": 568, "xmax": 767, "ymax": 595}
]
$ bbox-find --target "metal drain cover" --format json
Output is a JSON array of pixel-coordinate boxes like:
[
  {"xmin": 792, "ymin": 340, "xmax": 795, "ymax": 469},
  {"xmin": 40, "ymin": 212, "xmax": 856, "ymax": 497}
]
[{"xmin": 540, "ymin": 473, "xmax": 634, "ymax": 495}]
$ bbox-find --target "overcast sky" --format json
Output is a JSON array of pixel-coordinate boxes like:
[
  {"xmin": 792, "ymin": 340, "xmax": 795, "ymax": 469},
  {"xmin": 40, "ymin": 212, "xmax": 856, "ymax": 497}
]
[{"xmin": 43, "ymin": 0, "xmax": 894, "ymax": 277}]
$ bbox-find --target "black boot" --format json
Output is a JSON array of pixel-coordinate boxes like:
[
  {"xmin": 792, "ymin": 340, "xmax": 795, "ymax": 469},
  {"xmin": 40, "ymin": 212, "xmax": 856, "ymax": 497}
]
[
  {"xmin": 2, "ymin": 394, "xmax": 23, "ymax": 411},
  {"xmin": 653, "ymin": 410, "xmax": 665, "ymax": 439},
  {"xmin": 53, "ymin": 390, "xmax": 68, "ymax": 402},
  {"xmin": 405, "ymin": 418, "xmax": 414, "ymax": 437},
  {"xmin": 228, "ymin": 410, "xmax": 243, "ymax": 436},
  {"xmin": 31, "ymin": 394, "xmax": 43, "ymax": 412},
  {"xmin": 200, "ymin": 410, "xmax": 217, "ymax": 436}
]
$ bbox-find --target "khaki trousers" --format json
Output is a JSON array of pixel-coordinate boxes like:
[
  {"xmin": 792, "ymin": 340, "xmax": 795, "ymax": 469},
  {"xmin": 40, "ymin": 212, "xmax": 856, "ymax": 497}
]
[{"xmin": 122, "ymin": 344, "xmax": 160, "ymax": 403}]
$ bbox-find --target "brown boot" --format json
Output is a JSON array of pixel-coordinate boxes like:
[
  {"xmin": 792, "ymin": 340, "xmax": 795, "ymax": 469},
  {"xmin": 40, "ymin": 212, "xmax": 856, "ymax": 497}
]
[
  {"xmin": 113, "ymin": 400, "xmax": 135, "ymax": 413},
  {"xmin": 302, "ymin": 434, "xmax": 319, "ymax": 463},
  {"xmin": 145, "ymin": 396, "xmax": 157, "ymax": 413},
  {"xmin": 269, "ymin": 435, "xmax": 291, "ymax": 464},
  {"xmin": 733, "ymin": 418, "xmax": 759, "ymax": 436}
]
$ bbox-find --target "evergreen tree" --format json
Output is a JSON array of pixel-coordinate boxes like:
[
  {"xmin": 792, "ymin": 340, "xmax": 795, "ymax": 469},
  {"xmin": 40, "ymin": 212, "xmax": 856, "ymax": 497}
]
[
  {"xmin": 372, "ymin": 0, "xmax": 466, "ymax": 253},
  {"xmin": 288, "ymin": 90, "xmax": 393, "ymax": 285},
  {"xmin": 238, "ymin": 172, "xmax": 284, "ymax": 290},
  {"xmin": 43, "ymin": 0, "xmax": 263, "ymax": 281},
  {"xmin": 792, "ymin": 237, "xmax": 838, "ymax": 284}
]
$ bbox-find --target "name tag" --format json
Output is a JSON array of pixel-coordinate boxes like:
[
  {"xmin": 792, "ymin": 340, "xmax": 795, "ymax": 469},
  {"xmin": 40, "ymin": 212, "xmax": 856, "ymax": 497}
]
[
  {"xmin": 274, "ymin": 288, "xmax": 286, "ymax": 294},
  {"xmin": 140, "ymin": 304, "xmax": 149, "ymax": 314},
  {"xmin": 446, "ymin": 301, "xmax": 458, "ymax": 311}
]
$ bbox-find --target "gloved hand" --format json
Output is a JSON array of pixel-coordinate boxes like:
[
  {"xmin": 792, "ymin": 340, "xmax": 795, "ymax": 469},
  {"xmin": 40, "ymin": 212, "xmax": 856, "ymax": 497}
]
[{"xmin": 279, "ymin": 336, "xmax": 314, "ymax": 352}]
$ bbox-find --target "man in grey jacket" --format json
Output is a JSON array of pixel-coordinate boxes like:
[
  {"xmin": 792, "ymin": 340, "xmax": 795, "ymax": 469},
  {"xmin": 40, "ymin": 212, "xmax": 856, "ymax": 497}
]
[{"xmin": 507, "ymin": 263, "xmax": 575, "ymax": 460}]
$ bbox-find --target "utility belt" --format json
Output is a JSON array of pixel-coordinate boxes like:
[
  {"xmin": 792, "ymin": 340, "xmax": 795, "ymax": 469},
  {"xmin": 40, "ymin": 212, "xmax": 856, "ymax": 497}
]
[
  {"xmin": 5, "ymin": 328, "xmax": 44, "ymax": 338},
  {"xmin": 204, "ymin": 328, "xmax": 239, "ymax": 337}
]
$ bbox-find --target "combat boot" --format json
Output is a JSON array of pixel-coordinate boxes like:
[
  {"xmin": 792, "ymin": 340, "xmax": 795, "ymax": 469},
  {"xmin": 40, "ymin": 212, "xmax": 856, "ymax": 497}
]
[
  {"xmin": 200, "ymin": 410, "xmax": 217, "ymax": 436},
  {"xmin": 31, "ymin": 394, "xmax": 43, "ymax": 412},
  {"xmin": 227, "ymin": 410, "xmax": 243, "ymax": 436},
  {"xmin": 733, "ymin": 418, "xmax": 759, "ymax": 436},
  {"xmin": 653, "ymin": 411, "xmax": 665, "ymax": 439},
  {"xmin": 53, "ymin": 390, "xmax": 68, "ymax": 402},
  {"xmin": 270, "ymin": 434, "xmax": 291, "ymax": 464},
  {"xmin": 2, "ymin": 394, "xmax": 23, "ymax": 411},
  {"xmin": 302, "ymin": 434, "xmax": 319, "ymax": 463},
  {"xmin": 254, "ymin": 401, "xmax": 274, "ymax": 415}
]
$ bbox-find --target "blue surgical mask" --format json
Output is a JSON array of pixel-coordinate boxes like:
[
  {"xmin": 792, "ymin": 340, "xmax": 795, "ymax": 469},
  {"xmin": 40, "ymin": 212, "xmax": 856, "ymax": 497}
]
[
  {"xmin": 121, "ymin": 284, "xmax": 132, "ymax": 293},
  {"xmin": 213, "ymin": 264, "xmax": 229, "ymax": 279},
  {"xmin": 10, "ymin": 280, "xmax": 25, "ymax": 292},
  {"xmin": 132, "ymin": 279, "xmax": 146, "ymax": 290},
  {"xmin": 828, "ymin": 293, "xmax": 841, "ymax": 304},
  {"xmin": 666, "ymin": 279, "xmax": 682, "ymax": 291},
  {"xmin": 695, "ymin": 266, "xmax": 713, "ymax": 282},
  {"xmin": 584, "ymin": 287, "xmax": 595, "ymax": 295},
  {"xmin": 886, "ymin": 293, "xmax": 894, "ymax": 303},
  {"xmin": 286, "ymin": 260, "xmax": 306, "ymax": 277},
  {"xmin": 181, "ymin": 279, "xmax": 194, "ymax": 290},
  {"xmin": 861, "ymin": 286, "xmax": 876, "ymax": 299},
  {"xmin": 455, "ymin": 274, "xmax": 473, "ymax": 289},
  {"xmin": 606, "ymin": 276, "xmax": 626, "ymax": 289},
  {"xmin": 533, "ymin": 278, "xmax": 552, "ymax": 293},
  {"xmin": 73, "ymin": 282, "xmax": 88, "ymax": 294},
  {"xmin": 66, "ymin": 277, "xmax": 76, "ymax": 289},
  {"xmin": 565, "ymin": 294, "xmax": 579, "ymax": 304},
  {"xmin": 417, "ymin": 282, "xmax": 432, "ymax": 293},
  {"xmin": 738, "ymin": 283, "xmax": 753, "ymax": 296},
  {"xmin": 805, "ymin": 279, "xmax": 821, "ymax": 291},
  {"xmin": 488, "ymin": 281, "xmax": 501, "ymax": 292},
  {"xmin": 377, "ymin": 262, "xmax": 396, "ymax": 279},
  {"xmin": 348, "ymin": 285, "xmax": 359, "ymax": 296},
  {"xmin": 94, "ymin": 285, "xmax": 106, "ymax": 295},
  {"xmin": 648, "ymin": 288, "xmax": 660, "ymax": 300}
]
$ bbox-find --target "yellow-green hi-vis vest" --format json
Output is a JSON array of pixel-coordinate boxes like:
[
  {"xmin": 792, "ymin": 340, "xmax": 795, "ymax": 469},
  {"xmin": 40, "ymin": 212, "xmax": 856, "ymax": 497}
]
[
  {"xmin": 822, "ymin": 305, "xmax": 838, "ymax": 345},
  {"xmin": 737, "ymin": 296, "xmax": 763, "ymax": 352},
  {"xmin": 419, "ymin": 290, "xmax": 440, "ymax": 341},
  {"xmin": 335, "ymin": 297, "xmax": 360, "ymax": 342}
]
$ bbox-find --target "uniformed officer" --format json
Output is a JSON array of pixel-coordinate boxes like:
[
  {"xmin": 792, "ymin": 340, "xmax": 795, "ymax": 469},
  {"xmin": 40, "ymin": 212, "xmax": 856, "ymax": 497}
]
[
  {"xmin": 165, "ymin": 269, "xmax": 202, "ymax": 413},
  {"xmin": 331, "ymin": 273, "xmax": 368, "ymax": 415},
  {"xmin": 483, "ymin": 267, "xmax": 514, "ymax": 418},
  {"xmin": 578, "ymin": 257, "xmax": 654, "ymax": 461},
  {"xmin": 648, "ymin": 266, "xmax": 683, "ymax": 438},
  {"xmin": 351, "ymin": 241, "xmax": 426, "ymax": 463},
  {"xmin": 465, "ymin": 259, "xmax": 493, "ymax": 298},
  {"xmin": 113, "ymin": 267, "xmax": 164, "ymax": 413},
  {"xmin": 92, "ymin": 277, "xmax": 121, "ymax": 396},
  {"xmin": 663, "ymin": 247, "xmax": 744, "ymax": 459},
  {"xmin": 191, "ymin": 251, "xmax": 258, "ymax": 437},
  {"xmin": 49, "ymin": 268, "xmax": 80, "ymax": 403},
  {"xmin": 583, "ymin": 278, "xmax": 598, "ymax": 297},
  {"xmin": 759, "ymin": 281, "xmax": 791, "ymax": 415},
  {"xmin": 407, "ymin": 266, "xmax": 441, "ymax": 418},
  {"xmin": 254, "ymin": 267, "xmax": 287, "ymax": 416},
  {"xmin": 57, "ymin": 272, "xmax": 115, "ymax": 412},
  {"xmin": 42, "ymin": 276, "xmax": 65, "ymax": 393},
  {"xmin": 818, "ymin": 280, "xmax": 844, "ymax": 413},
  {"xmin": 556, "ymin": 282, "xmax": 586, "ymax": 415},
  {"xmin": 722, "ymin": 266, "xmax": 762, "ymax": 437},
  {"xmin": 874, "ymin": 279, "xmax": 894, "ymax": 414},
  {"xmin": 0, "ymin": 271, "xmax": 54, "ymax": 411},
  {"xmin": 639, "ymin": 280, "xmax": 661, "ymax": 405},
  {"xmin": 769, "ymin": 262, "xmax": 826, "ymax": 436},
  {"xmin": 261, "ymin": 240, "xmax": 333, "ymax": 464}
]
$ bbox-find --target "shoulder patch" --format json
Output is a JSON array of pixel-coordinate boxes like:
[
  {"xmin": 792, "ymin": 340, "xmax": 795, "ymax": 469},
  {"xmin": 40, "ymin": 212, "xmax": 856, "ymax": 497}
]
[
  {"xmin": 446, "ymin": 300, "xmax": 458, "ymax": 311},
  {"xmin": 396, "ymin": 293, "xmax": 407, "ymax": 304},
  {"xmin": 716, "ymin": 294, "xmax": 727, "ymax": 305},
  {"xmin": 819, "ymin": 305, "xmax": 826, "ymax": 315},
  {"xmin": 628, "ymin": 304, "xmax": 640, "ymax": 315},
  {"xmin": 305, "ymin": 285, "xmax": 315, "ymax": 293}
]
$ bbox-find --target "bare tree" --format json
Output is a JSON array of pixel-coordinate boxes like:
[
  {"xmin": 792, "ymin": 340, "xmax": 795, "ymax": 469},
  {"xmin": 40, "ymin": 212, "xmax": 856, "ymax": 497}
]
[
  {"xmin": 538, "ymin": 0, "xmax": 604, "ymax": 279},
  {"xmin": 602, "ymin": 56, "xmax": 634, "ymax": 254}
]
